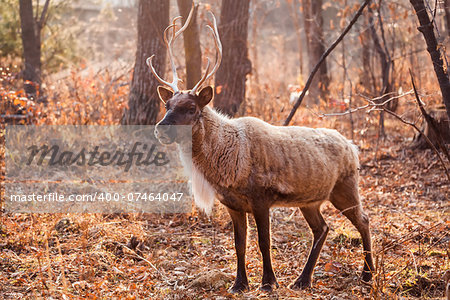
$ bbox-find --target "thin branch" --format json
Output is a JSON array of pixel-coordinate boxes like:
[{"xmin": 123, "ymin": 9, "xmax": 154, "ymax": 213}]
[
  {"xmin": 361, "ymin": 90, "xmax": 407, "ymax": 103},
  {"xmin": 38, "ymin": 0, "xmax": 51, "ymax": 29},
  {"xmin": 308, "ymin": 90, "xmax": 413, "ymax": 117},
  {"xmin": 432, "ymin": 0, "xmax": 438, "ymax": 22},
  {"xmin": 284, "ymin": 0, "xmax": 372, "ymax": 126},
  {"xmin": 35, "ymin": 0, "xmax": 39, "ymax": 21},
  {"xmin": 424, "ymin": 0, "xmax": 440, "ymax": 34}
]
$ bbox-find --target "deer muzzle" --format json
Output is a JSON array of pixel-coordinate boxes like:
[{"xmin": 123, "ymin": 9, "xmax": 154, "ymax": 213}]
[{"xmin": 154, "ymin": 123, "xmax": 177, "ymax": 145}]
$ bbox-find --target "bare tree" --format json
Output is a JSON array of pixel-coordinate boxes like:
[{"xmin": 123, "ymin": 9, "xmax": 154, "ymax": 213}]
[
  {"xmin": 122, "ymin": 0, "xmax": 169, "ymax": 125},
  {"xmin": 367, "ymin": 2, "xmax": 396, "ymax": 137},
  {"xmin": 301, "ymin": 0, "xmax": 329, "ymax": 103},
  {"xmin": 214, "ymin": 0, "xmax": 252, "ymax": 117},
  {"xmin": 177, "ymin": 0, "xmax": 202, "ymax": 89},
  {"xmin": 410, "ymin": 0, "xmax": 450, "ymax": 120},
  {"xmin": 19, "ymin": 0, "xmax": 50, "ymax": 98}
]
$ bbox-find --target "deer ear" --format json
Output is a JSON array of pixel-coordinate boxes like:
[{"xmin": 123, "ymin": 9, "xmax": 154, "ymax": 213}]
[
  {"xmin": 197, "ymin": 86, "xmax": 214, "ymax": 108},
  {"xmin": 157, "ymin": 86, "xmax": 173, "ymax": 104}
]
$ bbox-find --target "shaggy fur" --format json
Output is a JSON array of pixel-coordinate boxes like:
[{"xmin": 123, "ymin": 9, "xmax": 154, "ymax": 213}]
[{"xmin": 190, "ymin": 106, "xmax": 359, "ymax": 213}]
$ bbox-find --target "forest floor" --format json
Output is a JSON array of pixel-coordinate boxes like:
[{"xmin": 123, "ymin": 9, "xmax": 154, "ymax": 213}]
[
  {"xmin": 0, "ymin": 64, "xmax": 449, "ymax": 299},
  {"xmin": 1, "ymin": 122, "xmax": 449, "ymax": 299}
]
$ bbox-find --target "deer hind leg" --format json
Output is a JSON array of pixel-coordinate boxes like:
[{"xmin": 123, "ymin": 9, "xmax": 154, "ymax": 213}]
[
  {"xmin": 227, "ymin": 207, "xmax": 249, "ymax": 294},
  {"xmin": 253, "ymin": 207, "xmax": 278, "ymax": 292},
  {"xmin": 290, "ymin": 203, "xmax": 329, "ymax": 290},
  {"xmin": 329, "ymin": 174, "xmax": 374, "ymax": 282}
]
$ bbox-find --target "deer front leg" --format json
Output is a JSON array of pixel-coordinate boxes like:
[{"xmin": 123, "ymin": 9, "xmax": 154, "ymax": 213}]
[
  {"xmin": 291, "ymin": 205, "xmax": 329, "ymax": 290},
  {"xmin": 253, "ymin": 208, "xmax": 278, "ymax": 292},
  {"xmin": 227, "ymin": 207, "xmax": 249, "ymax": 294}
]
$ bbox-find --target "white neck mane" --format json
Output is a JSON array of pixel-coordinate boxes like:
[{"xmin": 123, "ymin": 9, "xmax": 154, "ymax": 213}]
[{"xmin": 178, "ymin": 144, "xmax": 216, "ymax": 215}]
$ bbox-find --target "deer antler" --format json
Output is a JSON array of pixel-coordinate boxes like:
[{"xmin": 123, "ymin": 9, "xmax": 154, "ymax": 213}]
[
  {"xmin": 146, "ymin": 3, "xmax": 195, "ymax": 93},
  {"xmin": 190, "ymin": 11, "xmax": 222, "ymax": 95}
]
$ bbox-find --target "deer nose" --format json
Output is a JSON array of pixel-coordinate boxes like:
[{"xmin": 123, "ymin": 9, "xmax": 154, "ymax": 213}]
[
  {"xmin": 155, "ymin": 124, "xmax": 172, "ymax": 134},
  {"xmin": 155, "ymin": 124, "xmax": 167, "ymax": 138},
  {"xmin": 155, "ymin": 123, "xmax": 177, "ymax": 144}
]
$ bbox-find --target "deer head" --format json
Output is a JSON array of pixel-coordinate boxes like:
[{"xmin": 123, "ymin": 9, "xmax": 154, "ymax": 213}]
[{"xmin": 149, "ymin": 6, "xmax": 222, "ymax": 144}]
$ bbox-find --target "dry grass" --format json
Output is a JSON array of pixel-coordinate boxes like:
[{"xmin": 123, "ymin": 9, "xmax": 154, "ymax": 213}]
[{"xmin": 1, "ymin": 145, "xmax": 448, "ymax": 299}]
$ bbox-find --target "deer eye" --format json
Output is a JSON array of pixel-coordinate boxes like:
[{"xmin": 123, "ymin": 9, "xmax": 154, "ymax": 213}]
[{"xmin": 188, "ymin": 107, "xmax": 196, "ymax": 114}]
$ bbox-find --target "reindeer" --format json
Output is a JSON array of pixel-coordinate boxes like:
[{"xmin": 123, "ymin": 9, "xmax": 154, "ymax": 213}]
[{"xmin": 150, "ymin": 8, "xmax": 374, "ymax": 293}]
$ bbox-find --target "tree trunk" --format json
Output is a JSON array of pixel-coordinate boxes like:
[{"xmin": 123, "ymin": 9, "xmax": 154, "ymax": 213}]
[
  {"xmin": 359, "ymin": 13, "xmax": 373, "ymax": 93},
  {"xmin": 214, "ymin": 0, "xmax": 252, "ymax": 117},
  {"xmin": 19, "ymin": 0, "xmax": 42, "ymax": 98},
  {"xmin": 301, "ymin": 0, "xmax": 312, "ymax": 69},
  {"xmin": 177, "ymin": 0, "xmax": 202, "ymax": 89},
  {"xmin": 122, "ymin": 0, "xmax": 169, "ymax": 125},
  {"xmin": 368, "ymin": 5, "xmax": 392, "ymax": 97},
  {"xmin": 301, "ymin": 0, "xmax": 329, "ymax": 103},
  {"xmin": 286, "ymin": 0, "xmax": 304, "ymax": 77},
  {"xmin": 410, "ymin": 0, "xmax": 450, "ymax": 121}
]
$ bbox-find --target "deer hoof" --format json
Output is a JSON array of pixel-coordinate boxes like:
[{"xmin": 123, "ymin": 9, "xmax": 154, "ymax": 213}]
[
  {"xmin": 228, "ymin": 282, "xmax": 248, "ymax": 294},
  {"xmin": 259, "ymin": 281, "xmax": 278, "ymax": 293},
  {"xmin": 290, "ymin": 279, "xmax": 311, "ymax": 290}
]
